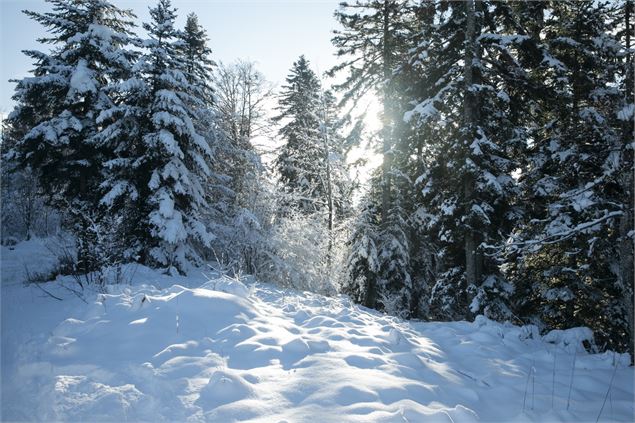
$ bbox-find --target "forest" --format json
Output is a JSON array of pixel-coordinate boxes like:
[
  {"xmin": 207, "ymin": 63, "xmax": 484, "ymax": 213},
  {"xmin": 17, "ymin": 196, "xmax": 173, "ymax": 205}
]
[{"xmin": 1, "ymin": 0, "xmax": 633, "ymax": 364}]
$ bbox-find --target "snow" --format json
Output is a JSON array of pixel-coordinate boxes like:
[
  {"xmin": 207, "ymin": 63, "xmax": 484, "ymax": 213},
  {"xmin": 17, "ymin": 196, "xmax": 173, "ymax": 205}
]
[
  {"xmin": 68, "ymin": 59, "xmax": 97, "ymax": 95},
  {"xmin": 2, "ymin": 239, "xmax": 634, "ymax": 422},
  {"xmin": 100, "ymin": 181, "xmax": 137, "ymax": 206},
  {"xmin": 404, "ymin": 80, "xmax": 455, "ymax": 124},
  {"xmin": 470, "ymin": 129, "xmax": 499, "ymax": 156},
  {"xmin": 478, "ymin": 34, "xmax": 530, "ymax": 45},
  {"xmin": 155, "ymin": 128, "xmax": 184, "ymax": 158},
  {"xmin": 541, "ymin": 53, "xmax": 567, "ymax": 72},
  {"xmin": 617, "ymin": 104, "xmax": 634, "ymax": 121},
  {"xmin": 542, "ymin": 328, "xmax": 595, "ymax": 354}
]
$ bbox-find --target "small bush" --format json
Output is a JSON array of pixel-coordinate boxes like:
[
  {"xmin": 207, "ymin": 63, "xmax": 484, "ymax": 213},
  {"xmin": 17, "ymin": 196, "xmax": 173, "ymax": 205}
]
[{"xmin": 2, "ymin": 236, "xmax": 18, "ymax": 247}]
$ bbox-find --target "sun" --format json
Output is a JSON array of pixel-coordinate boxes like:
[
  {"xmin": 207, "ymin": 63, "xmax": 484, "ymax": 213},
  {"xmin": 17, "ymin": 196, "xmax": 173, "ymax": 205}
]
[
  {"xmin": 358, "ymin": 92, "xmax": 383, "ymax": 133},
  {"xmin": 346, "ymin": 93, "xmax": 383, "ymax": 182}
]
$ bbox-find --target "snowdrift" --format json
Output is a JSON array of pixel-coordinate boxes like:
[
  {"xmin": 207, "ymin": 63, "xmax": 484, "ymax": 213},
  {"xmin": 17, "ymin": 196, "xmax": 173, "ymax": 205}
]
[{"xmin": 1, "ymin": 240, "xmax": 633, "ymax": 422}]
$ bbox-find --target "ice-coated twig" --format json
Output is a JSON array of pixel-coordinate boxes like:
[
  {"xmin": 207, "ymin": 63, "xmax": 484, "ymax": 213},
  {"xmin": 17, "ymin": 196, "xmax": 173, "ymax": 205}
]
[
  {"xmin": 596, "ymin": 358, "xmax": 619, "ymax": 423},
  {"xmin": 566, "ymin": 351, "xmax": 576, "ymax": 410}
]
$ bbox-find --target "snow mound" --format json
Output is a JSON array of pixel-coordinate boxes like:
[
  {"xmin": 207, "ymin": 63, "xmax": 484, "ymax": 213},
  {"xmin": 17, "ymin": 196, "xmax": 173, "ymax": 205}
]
[
  {"xmin": 543, "ymin": 327, "xmax": 595, "ymax": 353},
  {"xmin": 198, "ymin": 370, "xmax": 254, "ymax": 407},
  {"xmin": 51, "ymin": 375, "xmax": 156, "ymax": 421},
  {"xmin": 201, "ymin": 276, "xmax": 251, "ymax": 298}
]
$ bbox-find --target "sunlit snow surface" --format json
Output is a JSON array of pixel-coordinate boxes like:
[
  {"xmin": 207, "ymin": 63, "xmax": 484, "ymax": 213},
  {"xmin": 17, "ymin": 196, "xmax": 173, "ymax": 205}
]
[{"xmin": 2, "ymin": 239, "xmax": 634, "ymax": 422}]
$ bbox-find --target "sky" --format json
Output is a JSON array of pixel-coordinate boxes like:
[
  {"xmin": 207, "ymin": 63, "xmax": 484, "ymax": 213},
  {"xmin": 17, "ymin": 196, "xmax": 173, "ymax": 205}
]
[
  {"xmin": 0, "ymin": 0, "xmax": 382, "ymax": 178},
  {"xmin": 0, "ymin": 0, "xmax": 344, "ymax": 115}
]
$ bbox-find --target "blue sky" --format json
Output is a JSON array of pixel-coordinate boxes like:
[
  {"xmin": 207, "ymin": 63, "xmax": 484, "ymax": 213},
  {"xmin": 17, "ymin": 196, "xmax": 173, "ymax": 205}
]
[{"xmin": 0, "ymin": 0, "xmax": 343, "ymax": 114}]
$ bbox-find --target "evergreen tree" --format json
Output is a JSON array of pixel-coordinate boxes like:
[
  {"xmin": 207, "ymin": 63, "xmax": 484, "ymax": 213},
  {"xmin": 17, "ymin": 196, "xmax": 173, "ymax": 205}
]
[
  {"xmin": 402, "ymin": 1, "xmax": 548, "ymax": 320},
  {"xmin": 274, "ymin": 56, "xmax": 353, "ymax": 221},
  {"xmin": 506, "ymin": 0, "xmax": 634, "ymax": 354},
  {"xmin": 8, "ymin": 0, "xmax": 137, "ymax": 270},
  {"xmin": 178, "ymin": 13, "xmax": 216, "ymax": 103},
  {"xmin": 142, "ymin": 0, "xmax": 216, "ymax": 273},
  {"xmin": 274, "ymin": 56, "xmax": 324, "ymax": 214},
  {"xmin": 98, "ymin": 0, "xmax": 216, "ymax": 274},
  {"xmin": 376, "ymin": 187, "xmax": 413, "ymax": 318},
  {"xmin": 344, "ymin": 186, "xmax": 381, "ymax": 308},
  {"xmin": 329, "ymin": 0, "xmax": 416, "ymax": 222},
  {"xmin": 273, "ymin": 56, "xmax": 355, "ymax": 287},
  {"xmin": 333, "ymin": 1, "xmax": 433, "ymax": 319}
]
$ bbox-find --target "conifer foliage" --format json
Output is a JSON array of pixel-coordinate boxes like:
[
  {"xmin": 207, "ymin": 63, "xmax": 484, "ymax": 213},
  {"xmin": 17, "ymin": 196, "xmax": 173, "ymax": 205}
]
[
  {"xmin": 340, "ymin": 0, "xmax": 633, "ymax": 355},
  {"xmin": 274, "ymin": 56, "xmax": 326, "ymax": 214},
  {"xmin": 137, "ymin": 0, "xmax": 215, "ymax": 273},
  {"xmin": 8, "ymin": 0, "xmax": 137, "ymax": 271},
  {"xmin": 9, "ymin": 0, "xmax": 220, "ymax": 274},
  {"xmin": 504, "ymin": 0, "xmax": 634, "ymax": 354}
]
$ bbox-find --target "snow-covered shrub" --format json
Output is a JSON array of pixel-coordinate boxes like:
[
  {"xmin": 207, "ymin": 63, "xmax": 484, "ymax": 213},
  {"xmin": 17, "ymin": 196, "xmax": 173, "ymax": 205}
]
[
  {"xmin": 428, "ymin": 267, "xmax": 468, "ymax": 321},
  {"xmin": 542, "ymin": 327, "xmax": 596, "ymax": 354},
  {"xmin": 1, "ymin": 167, "xmax": 61, "ymax": 241},
  {"xmin": 468, "ymin": 275, "xmax": 514, "ymax": 321},
  {"xmin": 257, "ymin": 211, "xmax": 337, "ymax": 295},
  {"xmin": 2, "ymin": 236, "xmax": 18, "ymax": 248}
]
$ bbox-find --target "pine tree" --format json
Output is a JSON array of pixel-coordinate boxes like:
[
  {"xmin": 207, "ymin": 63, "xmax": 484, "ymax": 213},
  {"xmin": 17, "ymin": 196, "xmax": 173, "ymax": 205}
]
[
  {"xmin": 344, "ymin": 187, "xmax": 381, "ymax": 308},
  {"xmin": 376, "ymin": 187, "xmax": 413, "ymax": 318},
  {"xmin": 506, "ymin": 0, "xmax": 634, "ymax": 354},
  {"xmin": 273, "ymin": 56, "xmax": 355, "ymax": 288},
  {"xmin": 403, "ymin": 1, "xmax": 542, "ymax": 320},
  {"xmin": 178, "ymin": 13, "xmax": 215, "ymax": 103},
  {"xmin": 329, "ymin": 0, "xmax": 415, "ymax": 315},
  {"xmin": 143, "ymin": 0, "xmax": 217, "ymax": 273},
  {"xmin": 98, "ymin": 0, "xmax": 216, "ymax": 274},
  {"xmin": 8, "ymin": 0, "xmax": 137, "ymax": 271},
  {"xmin": 274, "ymin": 55, "xmax": 328, "ymax": 214},
  {"xmin": 329, "ymin": 0, "xmax": 415, "ymax": 223}
]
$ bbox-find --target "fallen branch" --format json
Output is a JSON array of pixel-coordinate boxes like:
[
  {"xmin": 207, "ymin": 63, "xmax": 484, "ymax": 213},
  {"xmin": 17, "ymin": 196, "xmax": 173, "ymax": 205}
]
[{"xmin": 33, "ymin": 281, "xmax": 62, "ymax": 301}]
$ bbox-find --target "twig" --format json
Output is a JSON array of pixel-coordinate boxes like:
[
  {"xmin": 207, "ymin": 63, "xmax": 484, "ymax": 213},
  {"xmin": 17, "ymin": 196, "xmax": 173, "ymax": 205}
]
[
  {"xmin": 523, "ymin": 360, "xmax": 534, "ymax": 413},
  {"xmin": 552, "ymin": 349, "xmax": 557, "ymax": 409},
  {"xmin": 60, "ymin": 282, "xmax": 88, "ymax": 304},
  {"xmin": 33, "ymin": 282, "xmax": 63, "ymax": 301},
  {"xmin": 532, "ymin": 362, "xmax": 536, "ymax": 411},
  {"xmin": 567, "ymin": 351, "xmax": 577, "ymax": 410},
  {"xmin": 596, "ymin": 359, "xmax": 619, "ymax": 422}
]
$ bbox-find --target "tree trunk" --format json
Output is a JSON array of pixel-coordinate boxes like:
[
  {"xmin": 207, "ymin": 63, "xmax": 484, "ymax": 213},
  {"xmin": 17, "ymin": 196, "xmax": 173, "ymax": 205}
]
[
  {"xmin": 619, "ymin": 0, "xmax": 634, "ymax": 363},
  {"xmin": 365, "ymin": 275, "xmax": 377, "ymax": 309},
  {"xmin": 463, "ymin": 0, "xmax": 479, "ymax": 289},
  {"xmin": 381, "ymin": 0, "xmax": 393, "ymax": 224},
  {"xmin": 618, "ymin": 187, "xmax": 633, "ymax": 362},
  {"xmin": 321, "ymin": 95, "xmax": 335, "ymax": 270}
]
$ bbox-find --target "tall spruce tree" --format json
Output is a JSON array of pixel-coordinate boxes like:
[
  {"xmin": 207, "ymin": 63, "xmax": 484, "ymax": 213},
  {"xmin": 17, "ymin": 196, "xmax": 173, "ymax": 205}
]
[
  {"xmin": 99, "ymin": 0, "xmax": 216, "ymax": 274},
  {"xmin": 178, "ymin": 13, "xmax": 215, "ymax": 103},
  {"xmin": 403, "ymin": 0, "xmax": 545, "ymax": 320},
  {"xmin": 505, "ymin": 0, "xmax": 634, "ymax": 354},
  {"xmin": 275, "ymin": 56, "xmax": 340, "ymax": 215},
  {"xmin": 332, "ymin": 1, "xmax": 419, "ymax": 317},
  {"xmin": 142, "ymin": 0, "xmax": 216, "ymax": 273},
  {"xmin": 8, "ymin": 0, "xmax": 137, "ymax": 270},
  {"xmin": 329, "ymin": 0, "xmax": 415, "ymax": 222}
]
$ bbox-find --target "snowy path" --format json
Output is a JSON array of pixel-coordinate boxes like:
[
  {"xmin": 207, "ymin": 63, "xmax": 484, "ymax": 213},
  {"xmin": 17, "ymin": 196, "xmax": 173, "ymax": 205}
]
[{"xmin": 2, "ymin": 240, "xmax": 634, "ymax": 422}]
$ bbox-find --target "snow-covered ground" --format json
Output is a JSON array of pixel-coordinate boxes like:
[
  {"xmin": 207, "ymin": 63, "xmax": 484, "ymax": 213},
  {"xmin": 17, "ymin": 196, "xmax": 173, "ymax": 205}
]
[{"xmin": 2, "ymin": 239, "xmax": 634, "ymax": 422}]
